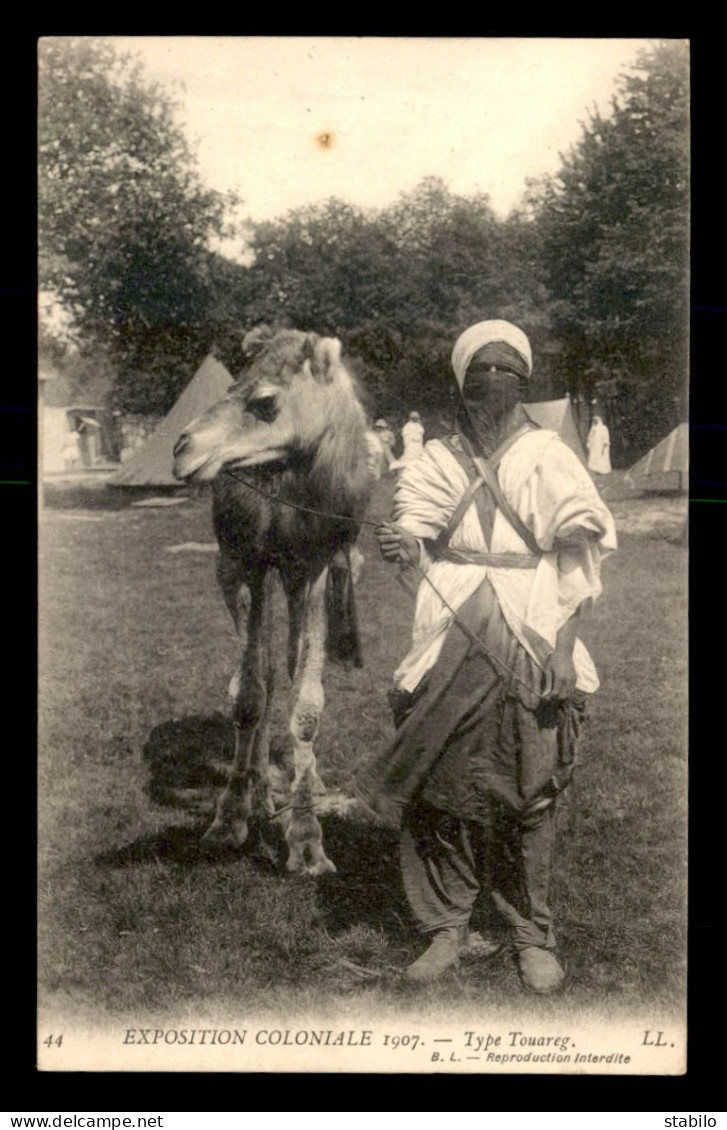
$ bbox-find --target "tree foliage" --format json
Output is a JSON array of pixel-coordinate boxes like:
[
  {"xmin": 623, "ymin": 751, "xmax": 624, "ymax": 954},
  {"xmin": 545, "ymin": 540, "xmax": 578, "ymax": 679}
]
[
  {"xmin": 38, "ymin": 37, "xmax": 241, "ymax": 412},
  {"xmin": 242, "ymin": 179, "xmax": 551, "ymax": 428},
  {"xmin": 39, "ymin": 39, "xmax": 689, "ymax": 465},
  {"xmin": 530, "ymin": 40, "xmax": 689, "ymax": 460}
]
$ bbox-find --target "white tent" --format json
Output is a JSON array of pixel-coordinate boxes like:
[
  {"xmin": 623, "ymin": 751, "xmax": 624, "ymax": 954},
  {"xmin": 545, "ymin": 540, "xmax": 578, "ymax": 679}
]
[
  {"xmin": 110, "ymin": 355, "xmax": 233, "ymax": 487},
  {"xmin": 626, "ymin": 423, "xmax": 688, "ymax": 492}
]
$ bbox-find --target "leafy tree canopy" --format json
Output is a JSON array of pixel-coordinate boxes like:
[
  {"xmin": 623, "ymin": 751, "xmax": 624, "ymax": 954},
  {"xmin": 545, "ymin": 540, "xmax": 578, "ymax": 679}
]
[
  {"xmin": 529, "ymin": 39, "xmax": 689, "ymax": 459},
  {"xmin": 38, "ymin": 37, "xmax": 242, "ymax": 412},
  {"xmin": 242, "ymin": 178, "xmax": 552, "ymax": 426},
  {"xmin": 38, "ymin": 39, "xmax": 689, "ymax": 465}
]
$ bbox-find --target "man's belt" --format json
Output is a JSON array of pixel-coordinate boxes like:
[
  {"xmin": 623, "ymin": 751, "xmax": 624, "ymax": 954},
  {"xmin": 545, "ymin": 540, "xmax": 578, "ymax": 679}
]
[{"xmin": 437, "ymin": 547, "xmax": 538, "ymax": 568}]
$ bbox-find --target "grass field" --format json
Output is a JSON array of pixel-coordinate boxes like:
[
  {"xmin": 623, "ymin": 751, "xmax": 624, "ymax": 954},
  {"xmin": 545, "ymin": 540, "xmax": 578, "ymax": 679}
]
[{"xmin": 38, "ymin": 476, "xmax": 687, "ymax": 1040}]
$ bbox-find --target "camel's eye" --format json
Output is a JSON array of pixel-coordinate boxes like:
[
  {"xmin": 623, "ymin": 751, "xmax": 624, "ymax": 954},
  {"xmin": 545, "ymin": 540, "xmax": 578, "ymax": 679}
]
[{"xmin": 247, "ymin": 390, "xmax": 278, "ymax": 423}]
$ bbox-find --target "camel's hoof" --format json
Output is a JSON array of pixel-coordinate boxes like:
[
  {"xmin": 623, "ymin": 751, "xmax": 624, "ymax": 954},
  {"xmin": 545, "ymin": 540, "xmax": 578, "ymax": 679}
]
[
  {"xmin": 306, "ymin": 856, "xmax": 337, "ymax": 877},
  {"xmin": 201, "ymin": 818, "xmax": 249, "ymax": 851}
]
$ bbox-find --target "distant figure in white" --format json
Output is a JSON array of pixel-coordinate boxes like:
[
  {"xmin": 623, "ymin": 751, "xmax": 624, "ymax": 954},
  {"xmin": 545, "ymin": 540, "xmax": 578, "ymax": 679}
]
[
  {"xmin": 391, "ymin": 411, "xmax": 425, "ymax": 471},
  {"xmin": 586, "ymin": 415, "xmax": 612, "ymax": 475},
  {"xmin": 62, "ymin": 428, "xmax": 82, "ymax": 472}
]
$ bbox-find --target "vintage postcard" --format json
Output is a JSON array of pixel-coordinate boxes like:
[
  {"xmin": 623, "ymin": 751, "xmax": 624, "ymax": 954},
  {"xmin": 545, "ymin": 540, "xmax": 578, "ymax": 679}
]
[{"xmin": 38, "ymin": 35, "xmax": 688, "ymax": 1074}]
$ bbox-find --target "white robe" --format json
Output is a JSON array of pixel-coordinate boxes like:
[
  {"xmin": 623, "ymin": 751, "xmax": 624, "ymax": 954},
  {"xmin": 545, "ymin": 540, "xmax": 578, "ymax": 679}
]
[
  {"xmin": 587, "ymin": 420, "xmax": 612, "ymax": 474},
  {"xmin": 399, "ymin": 420, "xmax": 425, "ymax": 462},
  {"xmin": 391, "ymin": 430, "xmax": 617, "ymax": 695}
]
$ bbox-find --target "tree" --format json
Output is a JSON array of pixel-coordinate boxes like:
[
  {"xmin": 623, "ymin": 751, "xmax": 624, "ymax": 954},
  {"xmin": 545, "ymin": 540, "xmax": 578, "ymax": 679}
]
[
  {"xmin": 242, "ymin": 178, "xmax": 550, "ymax": 425},
  {"xmin": 530, "ymin": 40, "xmax": 689, "ymax": 462},
  {"xmin": 378, "ymin": 177, "xmax": 503, "ymax": 331},
  {"xmin": 243, "ymin": 197, "xmax": 398, "ymax": 332},
  {"xmin": 38, "ymin": 37, "xmax": 239, "ymax": 412}
]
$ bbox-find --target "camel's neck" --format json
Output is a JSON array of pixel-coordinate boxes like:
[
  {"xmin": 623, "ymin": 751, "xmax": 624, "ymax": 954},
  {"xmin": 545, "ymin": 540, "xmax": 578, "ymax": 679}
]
[{"xmin": 309, "ymin": 385, "xmax": 370, "ymax": 518}]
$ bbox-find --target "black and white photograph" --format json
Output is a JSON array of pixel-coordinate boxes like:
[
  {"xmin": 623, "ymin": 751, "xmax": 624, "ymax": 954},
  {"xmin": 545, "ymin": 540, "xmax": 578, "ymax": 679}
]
[{"xmin": 37, "ymin": 36, "xmax": 689, "ymax": 1074}]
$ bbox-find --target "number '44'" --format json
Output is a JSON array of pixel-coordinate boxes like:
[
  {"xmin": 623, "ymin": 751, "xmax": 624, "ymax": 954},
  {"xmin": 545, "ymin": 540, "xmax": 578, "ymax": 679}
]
[{"xmin": 43, "ymin": 1034, "xmax": 63, "ymax": 1048}]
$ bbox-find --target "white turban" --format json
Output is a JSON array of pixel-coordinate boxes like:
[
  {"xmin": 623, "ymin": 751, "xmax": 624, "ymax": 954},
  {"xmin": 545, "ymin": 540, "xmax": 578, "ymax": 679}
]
[{"xmin": 451, "ymin": 320, "xmax": 532, "ymax": 390}]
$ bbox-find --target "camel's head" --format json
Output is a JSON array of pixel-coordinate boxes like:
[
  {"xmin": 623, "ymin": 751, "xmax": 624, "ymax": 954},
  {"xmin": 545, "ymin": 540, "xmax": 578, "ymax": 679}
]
[{"xmin": 173, "ymin": 328, "xmax": 364, "ymax": 483}]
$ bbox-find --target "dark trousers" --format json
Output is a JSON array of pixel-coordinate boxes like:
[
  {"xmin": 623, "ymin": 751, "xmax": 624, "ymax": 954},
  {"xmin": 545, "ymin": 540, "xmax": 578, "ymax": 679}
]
[
  {"xmin": 400, "ymin": 800, "xmax": 558, "ymax": 951},
  {"xmin": 355, "ymin": 582, "xmax": 582, "ymax": 953}
]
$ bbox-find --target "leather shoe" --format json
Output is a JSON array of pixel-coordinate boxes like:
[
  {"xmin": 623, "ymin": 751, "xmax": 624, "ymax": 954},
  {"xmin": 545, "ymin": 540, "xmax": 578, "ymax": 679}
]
[
  {"xmin": 404, "ymin": 927, "xmax": 464, "ymax": 982},
  {"xmin": 517, "ymin": 946, "xmax": 566, "ymax": 994}
]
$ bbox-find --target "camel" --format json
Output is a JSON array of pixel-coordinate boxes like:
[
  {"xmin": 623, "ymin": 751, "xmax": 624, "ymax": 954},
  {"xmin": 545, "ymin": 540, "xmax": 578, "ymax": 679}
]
[{"xmin": 172, "ymin": 327, "xmax": 372, "ymax": 874}]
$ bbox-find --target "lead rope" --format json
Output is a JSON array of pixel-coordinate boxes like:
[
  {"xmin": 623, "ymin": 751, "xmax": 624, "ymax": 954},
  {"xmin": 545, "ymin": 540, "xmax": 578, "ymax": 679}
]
[{"xmin": 222, "ymin": 465, "xmax": 549, "ymax": 700}]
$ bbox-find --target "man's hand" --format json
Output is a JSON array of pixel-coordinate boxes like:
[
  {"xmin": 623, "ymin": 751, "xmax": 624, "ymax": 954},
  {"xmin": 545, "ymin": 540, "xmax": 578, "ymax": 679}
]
[
  {"xmin": 543, "ymin": 649, "xmax": 578, "ymax": 700},
  {"xmin": 542, "ymin": 608, "xmax": 581, "ymax": 700},
  {"xmin": 375, "ymin": 523, "xmax": 420, "ymax": 567}
]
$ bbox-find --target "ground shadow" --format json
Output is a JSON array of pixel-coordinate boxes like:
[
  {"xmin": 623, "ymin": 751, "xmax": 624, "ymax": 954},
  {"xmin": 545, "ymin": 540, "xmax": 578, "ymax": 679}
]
[
  {"xmin": 136, "ymin": 713, "xmax": 407, "ymax": 922},
  {"xmin": 124, "ymin": 711, "xmax": 291, "ymax": 869},
  {"xmin": 142, "ymin": 711, "xmax": 237, "ymax": 811},
  {"xmin": 42, "ymin": 480, "xmax": 210, "ymax": 510},
  {"xmin": 43, "ymin": 480, "xmax": 137, "ymax": 510},
  {"xmin": 95, "ymin": 815, "xmax": 289, "ymax": 872},
  {"xmin": 314, "ymin": 813, "xmax": 412, "ymax": 937},
  {"xmin": 96, "ymin": 820, "xmax": 218, "ymax": 867}
]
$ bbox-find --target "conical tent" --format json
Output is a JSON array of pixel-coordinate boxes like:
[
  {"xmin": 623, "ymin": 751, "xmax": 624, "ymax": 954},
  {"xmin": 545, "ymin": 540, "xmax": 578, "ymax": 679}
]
[
  {"xmin": 626, "ymin": 423, "xmax": 688, "ymax": 490},
  {"xmin": 524, "ymin": 397, "xmax": 588, "ymax": 465},
  {"xmin": 110, "ymin": 355, "xmax": 233, "ymax": 487}
]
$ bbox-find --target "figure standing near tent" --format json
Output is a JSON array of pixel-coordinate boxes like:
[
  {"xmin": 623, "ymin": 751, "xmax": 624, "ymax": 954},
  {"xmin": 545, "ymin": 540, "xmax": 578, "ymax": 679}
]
[
  {"xmin": 356, "ymin": 318, "xmax": 617, "ymax": 994},
  {"xmin": 391, "ymin": 411, "xmax": 425, "ymax": 471},
  {"xmin": 62, "ymin": 427, "xmax": 82, "ymax": 472},
  {"xmin": 586, "ymin": 415, "xmax": 612, "ymax": 475},
  {"xmin": 401, "ymin": 411, "xmax": 425, "ymax": 460}
]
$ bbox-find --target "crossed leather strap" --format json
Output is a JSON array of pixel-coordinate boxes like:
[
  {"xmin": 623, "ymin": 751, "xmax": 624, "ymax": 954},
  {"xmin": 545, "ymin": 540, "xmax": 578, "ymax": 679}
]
[{"xmin": 434, "ymin": 422, "xmax": 541, "ymax": 566}]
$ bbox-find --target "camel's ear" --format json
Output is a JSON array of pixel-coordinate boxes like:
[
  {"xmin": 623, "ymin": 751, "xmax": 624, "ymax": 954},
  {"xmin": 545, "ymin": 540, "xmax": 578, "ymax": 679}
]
[
  {"xmin": 242, "ymin": 324, "xmax": 275, "ymax": 360},
  {"xmin": 304, "ymin": 333, "xmax": 343, "ymax": 383}
]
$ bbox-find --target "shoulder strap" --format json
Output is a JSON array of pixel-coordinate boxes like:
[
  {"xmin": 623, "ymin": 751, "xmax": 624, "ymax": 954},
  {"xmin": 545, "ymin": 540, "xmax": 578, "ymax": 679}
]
[
  {"xmin": 458, "ymin": 428, "xmax": 542, "ymax": 556},
  {"xmin": 434, "ymin": 473, "xmax": 487, "ymax": 552},
  {"xmin": 436, "ymin": 436, "xmax": 495, "ymax": 550}
]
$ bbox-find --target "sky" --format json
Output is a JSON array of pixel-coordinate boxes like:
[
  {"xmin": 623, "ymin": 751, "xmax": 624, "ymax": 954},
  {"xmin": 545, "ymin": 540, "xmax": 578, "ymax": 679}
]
[{"xmin": 113, "ymin": 36, "xmax": 659, "ymax": 252}]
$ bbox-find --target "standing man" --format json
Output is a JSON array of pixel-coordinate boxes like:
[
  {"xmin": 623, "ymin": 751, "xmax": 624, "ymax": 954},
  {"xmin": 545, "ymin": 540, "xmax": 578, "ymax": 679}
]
[
  {"xmin": 587, "ymin": 415, "xmax": 612, "ymax": 475},
  {"xmin": 356, "ymin": 320, "xmax": 616, "ymax": 994},
  {"xmin": 62, "ymin": 426, "xmax": 82, "ymax": 472},
  {"xmin": 395, "ymin": 411, "xmax": 425, "ymax": 466}
]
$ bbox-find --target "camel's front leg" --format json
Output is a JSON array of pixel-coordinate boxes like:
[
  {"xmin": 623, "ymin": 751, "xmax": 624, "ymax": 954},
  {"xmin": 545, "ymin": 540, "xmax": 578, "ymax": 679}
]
[
  {"xmin": 203, "ymin": 570, "xmax": 274, "ymax": 850},
  {"xmin": 286, "ymin": 566, "xmax": 335, "ymax": 875}
]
